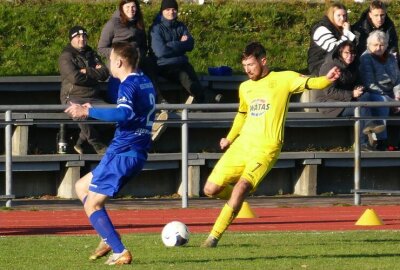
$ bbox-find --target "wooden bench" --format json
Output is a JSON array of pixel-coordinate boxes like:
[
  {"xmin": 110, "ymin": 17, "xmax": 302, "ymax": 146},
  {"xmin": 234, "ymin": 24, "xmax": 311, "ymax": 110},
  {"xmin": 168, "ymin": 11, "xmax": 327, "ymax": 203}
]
[
  {"xmin": 2, "ymin": 147, "xmax": 400, "ymax": 199},
  {"xmin": 0, "ymin": 76, "xmax": 192, "ymax": 104},
  {"xmin": 0, "ymin": 153, "xmax": 201, "ymax": 199}
]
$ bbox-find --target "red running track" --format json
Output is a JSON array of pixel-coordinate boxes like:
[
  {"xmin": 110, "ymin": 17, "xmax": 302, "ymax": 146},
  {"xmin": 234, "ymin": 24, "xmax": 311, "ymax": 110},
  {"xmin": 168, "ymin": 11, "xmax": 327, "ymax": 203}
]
[{"xmin": 1, "ymin": 206, "xmax": 400, "ymax": 236}]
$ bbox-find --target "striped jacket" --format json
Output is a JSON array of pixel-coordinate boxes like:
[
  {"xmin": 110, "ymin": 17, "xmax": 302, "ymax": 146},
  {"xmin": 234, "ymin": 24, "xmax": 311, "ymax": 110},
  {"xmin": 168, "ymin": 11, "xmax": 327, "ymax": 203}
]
[{"xmin": 307, "ymin": 16, "xmax": 355, "ymax": 76}]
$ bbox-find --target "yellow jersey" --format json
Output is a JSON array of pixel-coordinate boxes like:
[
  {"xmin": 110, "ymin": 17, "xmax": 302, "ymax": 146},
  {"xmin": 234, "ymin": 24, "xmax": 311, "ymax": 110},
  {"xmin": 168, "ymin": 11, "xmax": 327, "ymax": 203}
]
[{"xmin": 226, "ymin": 71, "xmax": 331, "ymax": 145}]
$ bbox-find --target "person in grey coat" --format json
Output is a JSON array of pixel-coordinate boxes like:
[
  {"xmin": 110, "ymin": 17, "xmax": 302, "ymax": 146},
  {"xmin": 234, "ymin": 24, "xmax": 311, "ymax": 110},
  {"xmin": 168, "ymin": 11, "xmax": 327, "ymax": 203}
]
[
  {"xmin": 317, "ymin": 41, "xmax": 384, "ymax": 151},
  {"xmin": 98, "ymin": 0, "xmax": 166, "ymax": 104},
  {"xmin": 59, "ymin": 26, "xmax": 109, "ymax": 154},
  {"xmin": 359, "ymin": 30, "xmax": 400, "ymax": 150}
]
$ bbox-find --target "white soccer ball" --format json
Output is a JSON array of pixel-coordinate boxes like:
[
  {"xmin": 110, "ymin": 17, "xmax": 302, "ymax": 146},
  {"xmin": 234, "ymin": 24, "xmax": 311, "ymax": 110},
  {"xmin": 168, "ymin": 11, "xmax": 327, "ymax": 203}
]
[{"xmin": 161, "ymin": 221, "xmax": 190, "ymax": 247}]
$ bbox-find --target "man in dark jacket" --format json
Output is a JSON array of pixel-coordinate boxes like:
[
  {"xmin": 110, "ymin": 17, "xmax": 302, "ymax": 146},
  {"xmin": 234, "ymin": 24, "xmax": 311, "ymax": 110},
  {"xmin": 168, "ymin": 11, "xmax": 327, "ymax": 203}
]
[
  {"xmin": 352, "ymin": 0, "xmax": 399, "ymax": 57},
  {"xmin": 59, "ymin": 26, "xmax": 109, "ymax": 154},
  {"xmin": 149, "ymin": 0, "xmax": 204, "ymax": 105},
  {"xmin": 149, "ymin": 0, "xmax": 222, "ymax": 141}
]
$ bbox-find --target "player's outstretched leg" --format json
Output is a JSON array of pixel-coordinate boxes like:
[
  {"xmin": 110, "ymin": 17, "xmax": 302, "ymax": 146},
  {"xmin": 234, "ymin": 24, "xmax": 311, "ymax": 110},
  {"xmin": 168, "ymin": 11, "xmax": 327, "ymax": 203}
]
[
  {"xmin": 201, "ymin": 179, "xmax": 251, "ymax": 248},
  {"xmin": 201, "ymin": 203, "xmax": 237, "ymax": 248}
]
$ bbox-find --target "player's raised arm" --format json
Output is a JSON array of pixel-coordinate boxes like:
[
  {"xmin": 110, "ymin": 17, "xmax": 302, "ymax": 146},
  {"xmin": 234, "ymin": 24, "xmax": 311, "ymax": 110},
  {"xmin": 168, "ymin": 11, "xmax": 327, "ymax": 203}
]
[
  {"xmin": 325, "ymin": 66, "xmax": 341, "ymax": 82},
  {"xmin": 305, "ymin": 66, "xmax": 341, "ymax": 90}
]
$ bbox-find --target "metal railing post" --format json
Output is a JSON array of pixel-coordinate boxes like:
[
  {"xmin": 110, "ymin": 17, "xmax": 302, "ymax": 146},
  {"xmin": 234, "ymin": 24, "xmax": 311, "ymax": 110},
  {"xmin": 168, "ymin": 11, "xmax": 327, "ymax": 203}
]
[
  {"xmin": 181, "ymin": 108, "xmax": 188, "ymax": 208},
  {"xmin": 354, "ymin": 106, "xmax": 361, "ymax": 205},
  {"xmin": 5, "ymin": 110, "xmax": 13, "ymax": 207}
]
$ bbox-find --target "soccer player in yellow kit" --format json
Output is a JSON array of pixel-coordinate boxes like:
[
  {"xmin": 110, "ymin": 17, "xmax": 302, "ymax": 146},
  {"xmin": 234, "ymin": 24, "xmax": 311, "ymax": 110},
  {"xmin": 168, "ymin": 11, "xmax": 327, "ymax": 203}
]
[{"xmin": 201, "ymin": 42, "xmax": 341, "ymax": 247}]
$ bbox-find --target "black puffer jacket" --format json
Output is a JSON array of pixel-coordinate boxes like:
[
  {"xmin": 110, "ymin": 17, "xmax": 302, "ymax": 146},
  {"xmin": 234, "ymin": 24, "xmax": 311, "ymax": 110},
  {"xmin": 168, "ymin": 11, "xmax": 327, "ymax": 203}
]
[
  {"xmin": 58, "ymin": 44, "xmax": 109, "ymax": 104},
  {"xmin": 316, "ymin": 43, "xmax": 359, "ymax": 116},
  {"xmin": 352, "ymin": 9, "xmax": 398, "ymax": 55}
]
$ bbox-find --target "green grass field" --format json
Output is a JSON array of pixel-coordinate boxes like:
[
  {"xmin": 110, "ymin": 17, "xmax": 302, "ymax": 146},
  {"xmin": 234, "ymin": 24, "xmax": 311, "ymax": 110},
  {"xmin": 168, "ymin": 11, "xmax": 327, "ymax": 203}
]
[{"xmin": 1, "ymin": 231, "xmax": 400, "ymax": 269}]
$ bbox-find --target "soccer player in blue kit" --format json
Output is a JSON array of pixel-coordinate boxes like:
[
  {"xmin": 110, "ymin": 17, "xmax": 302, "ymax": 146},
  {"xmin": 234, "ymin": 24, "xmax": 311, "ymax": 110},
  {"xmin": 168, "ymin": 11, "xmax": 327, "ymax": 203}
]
[{"xmin": 65, "ymin": 42, "xmax": 156, "ymax": 265}]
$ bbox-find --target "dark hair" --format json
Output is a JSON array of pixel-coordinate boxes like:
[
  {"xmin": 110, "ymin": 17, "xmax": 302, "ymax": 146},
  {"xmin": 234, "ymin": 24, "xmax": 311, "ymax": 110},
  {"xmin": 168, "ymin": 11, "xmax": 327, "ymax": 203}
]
[
  {"xmin": 112, "ymin": 42, "xmax": 140, "ymax": 68},
  {"xmin": 242, "ymin": 42, "xmax": 266, "ymax": 61},
  {"xmin": 370, "ymin": 0, "xmax": 387, "ymax": 12},
  {"xmin": 119, "ymin": 0, "xmax": 145, "ymax": 30},
  {"xmin": 338, "ymin": 40, "xmax": 356, "ymax": 60}
]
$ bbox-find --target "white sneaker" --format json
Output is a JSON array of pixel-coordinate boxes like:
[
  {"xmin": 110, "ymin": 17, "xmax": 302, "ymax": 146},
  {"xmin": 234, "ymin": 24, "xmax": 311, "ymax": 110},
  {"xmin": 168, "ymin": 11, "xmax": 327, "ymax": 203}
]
[
  {"xmin": 152, "ymin": 111, "xmax": 168, "ymax": 141},
  {"xmin": 362, "ymin": 122, "xmax": 385, "ymax": 135},
  {"xmin": 104, "ymin": 249, "xmax": 132, "ymax": 265},
  {"xmin": 185, "ymin": 96, "xmax": 194, "ymax": 104}
]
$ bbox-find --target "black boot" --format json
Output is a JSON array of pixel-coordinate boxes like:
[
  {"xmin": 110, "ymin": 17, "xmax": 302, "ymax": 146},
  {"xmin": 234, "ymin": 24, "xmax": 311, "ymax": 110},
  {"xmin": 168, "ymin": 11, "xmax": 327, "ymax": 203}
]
[{"xmin": 375, "ymin": 140, "xmax": 388, "ymax": 151}]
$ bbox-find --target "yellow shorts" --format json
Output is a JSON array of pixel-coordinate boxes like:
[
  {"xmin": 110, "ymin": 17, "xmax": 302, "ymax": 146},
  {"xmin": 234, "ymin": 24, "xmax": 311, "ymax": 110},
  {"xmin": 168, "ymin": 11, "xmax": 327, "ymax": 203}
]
[{"xmin": 207, "ymin": 139, "xmax": 282, "ymax": 193}]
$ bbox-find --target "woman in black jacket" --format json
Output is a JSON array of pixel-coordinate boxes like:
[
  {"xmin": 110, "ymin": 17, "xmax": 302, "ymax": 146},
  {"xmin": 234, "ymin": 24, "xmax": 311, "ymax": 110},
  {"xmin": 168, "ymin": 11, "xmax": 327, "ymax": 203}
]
[
  {"xmin": 307, "ymin": 3, "xmax": 355, "ymax": 75},
  {"xmin": 317, "ymin": 41, "xmax": 384, "ymax": 151}
]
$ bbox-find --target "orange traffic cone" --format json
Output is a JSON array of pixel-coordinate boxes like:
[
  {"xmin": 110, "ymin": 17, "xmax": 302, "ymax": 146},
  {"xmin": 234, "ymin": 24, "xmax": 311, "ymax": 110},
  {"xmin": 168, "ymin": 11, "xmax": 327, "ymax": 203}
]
[
  {"xmin": 236, "ymin": 201, "xmax": 257, "ymax": 218},
  {"xmin": 355, "ymin": 208, "xmax": 384, "ymax": 226}
]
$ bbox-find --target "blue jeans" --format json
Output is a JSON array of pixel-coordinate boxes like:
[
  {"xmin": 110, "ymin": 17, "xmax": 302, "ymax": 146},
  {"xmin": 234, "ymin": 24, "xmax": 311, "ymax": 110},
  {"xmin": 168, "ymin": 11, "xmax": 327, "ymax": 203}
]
[
  {"xmin": 366, "ymin": 93, "xmax": 390, "ymax": 140},
  {"xmin": 340, "ymin": 92, "xmax": 387, "ymax": 144}
]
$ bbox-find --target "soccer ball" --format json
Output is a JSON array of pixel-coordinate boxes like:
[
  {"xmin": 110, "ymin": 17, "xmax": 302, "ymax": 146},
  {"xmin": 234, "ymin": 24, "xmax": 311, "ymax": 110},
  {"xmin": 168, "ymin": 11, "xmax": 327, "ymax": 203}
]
[{"xmin": 161, "ymin": 221, "xmax": 190, "ymax": 247}]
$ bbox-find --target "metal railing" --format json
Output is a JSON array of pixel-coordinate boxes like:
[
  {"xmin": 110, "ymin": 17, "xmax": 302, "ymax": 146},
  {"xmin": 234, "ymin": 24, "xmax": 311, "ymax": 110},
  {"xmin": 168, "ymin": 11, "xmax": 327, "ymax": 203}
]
[{"xmin": 1, "ymin": 101, "xmax": 400, "ymax": 208}]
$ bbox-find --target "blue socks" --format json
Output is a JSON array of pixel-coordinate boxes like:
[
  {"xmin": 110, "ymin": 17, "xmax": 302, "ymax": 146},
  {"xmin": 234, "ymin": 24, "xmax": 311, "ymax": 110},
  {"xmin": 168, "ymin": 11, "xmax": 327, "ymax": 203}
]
[{"xmin": 89, "ymin": 208, "xmax": 125, "ymax": 253}]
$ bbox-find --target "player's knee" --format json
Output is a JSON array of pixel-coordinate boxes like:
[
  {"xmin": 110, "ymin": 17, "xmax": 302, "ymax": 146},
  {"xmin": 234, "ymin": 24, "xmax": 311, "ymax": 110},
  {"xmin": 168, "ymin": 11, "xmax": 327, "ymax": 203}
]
[
  {"xmin": 236, "ymin": 179, "xmax": 252, "ymax": 193},
  {"xmin": 203, "ymin": 186, "xmax": 216, "ymax": 197},
  {"xmin": 203, "ymin": 183, "xmax": 221, "ymax": 197}
]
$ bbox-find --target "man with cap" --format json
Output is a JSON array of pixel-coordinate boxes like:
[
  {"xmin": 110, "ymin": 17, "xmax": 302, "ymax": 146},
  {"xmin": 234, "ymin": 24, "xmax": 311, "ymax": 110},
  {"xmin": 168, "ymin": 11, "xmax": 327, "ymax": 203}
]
[{"xmin": 59, "ymin": 26, "xmax": 110, "ymax": 154}]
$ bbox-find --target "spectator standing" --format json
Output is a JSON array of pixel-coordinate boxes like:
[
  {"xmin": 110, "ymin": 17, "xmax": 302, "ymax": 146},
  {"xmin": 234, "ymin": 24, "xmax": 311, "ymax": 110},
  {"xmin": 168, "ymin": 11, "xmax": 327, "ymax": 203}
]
[
  {"xmin": 308, "ymin": 3, "xmax": 356, "ymax": 76},
  {"xmin": 352, "ymin": 0, "xmax": 398, "ymax": 59},
  {"xmin": 359, "ymin": 30, "xmax": 400, "ymax": 150},
  {"xmin": 317, "ymin": 41, "xmax": 384, "ymax": 151},
  {"xmin": 98, "ymin": 0, "xmax": 168, "ymax": 142},
  {"xmin": 58, "ymin": 26, "xmax": 109, "ymax": 154}
]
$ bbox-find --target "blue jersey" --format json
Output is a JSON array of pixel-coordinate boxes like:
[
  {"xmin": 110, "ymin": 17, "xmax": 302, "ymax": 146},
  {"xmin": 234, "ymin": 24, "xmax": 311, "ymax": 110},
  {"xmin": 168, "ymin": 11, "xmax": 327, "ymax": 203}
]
[{"xmin": 96, "ymin": 72, "xmax": 156, "ymax": 154}]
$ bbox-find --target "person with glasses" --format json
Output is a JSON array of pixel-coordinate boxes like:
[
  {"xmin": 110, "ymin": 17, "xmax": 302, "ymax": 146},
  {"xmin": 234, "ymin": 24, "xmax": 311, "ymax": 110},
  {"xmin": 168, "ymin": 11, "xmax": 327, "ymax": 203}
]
[{"xmin": 316, "ymin": 40, "xmax": 384, "ymax": 151}]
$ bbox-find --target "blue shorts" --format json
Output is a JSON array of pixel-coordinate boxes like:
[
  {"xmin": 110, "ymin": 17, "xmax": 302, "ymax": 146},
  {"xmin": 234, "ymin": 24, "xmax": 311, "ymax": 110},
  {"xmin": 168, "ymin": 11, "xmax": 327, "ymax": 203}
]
[{"xmin": 89, "ymin": 151, "xmax": 146, "ymax": 197}]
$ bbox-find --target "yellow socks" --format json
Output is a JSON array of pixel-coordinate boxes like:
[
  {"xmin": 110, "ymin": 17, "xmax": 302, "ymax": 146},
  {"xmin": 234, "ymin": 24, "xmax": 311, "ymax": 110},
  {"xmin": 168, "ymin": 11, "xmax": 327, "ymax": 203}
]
[
  {"xmin": 216, "ymin": 185, "xmax": 233, "ymax": 200},
  {"xmin": 210, "ymin": 203, "xmax": 237, "ymax": 240}
]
